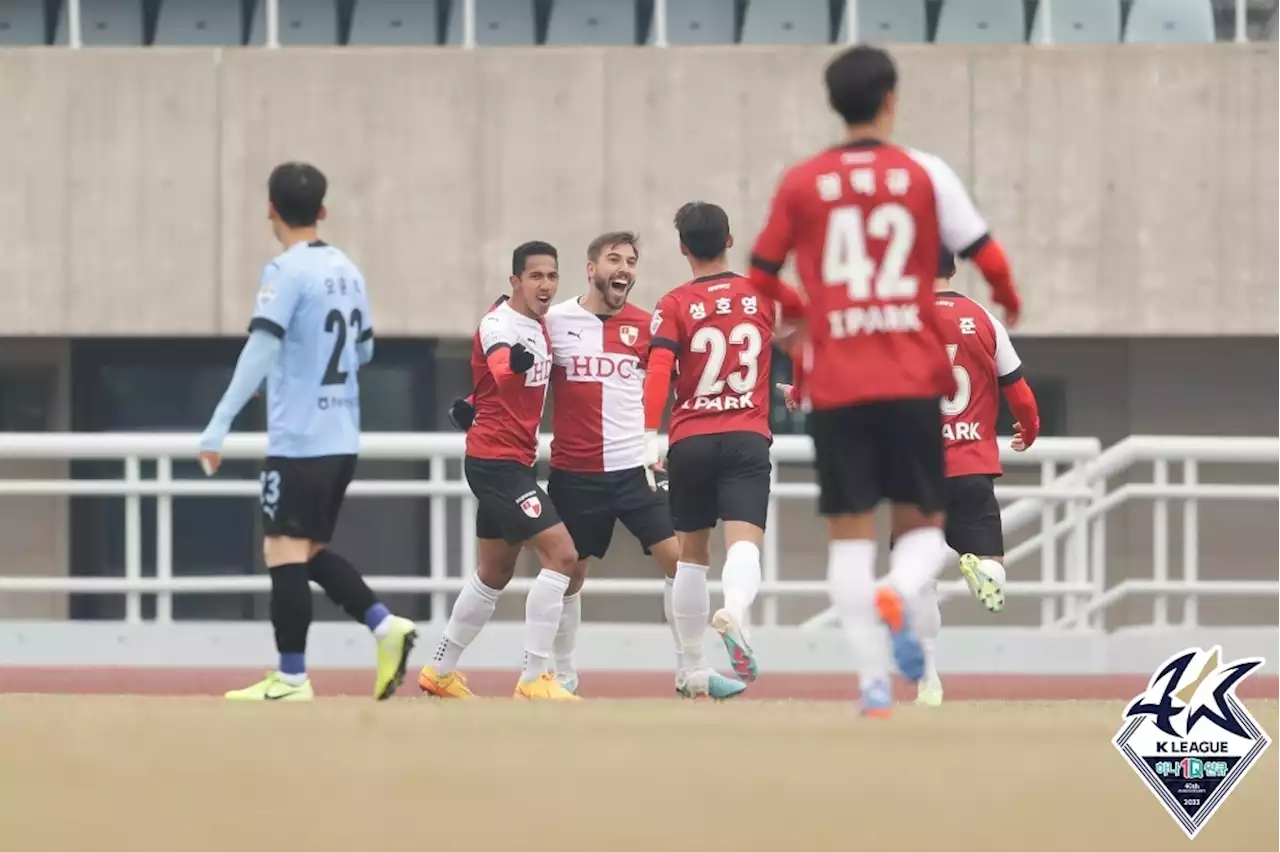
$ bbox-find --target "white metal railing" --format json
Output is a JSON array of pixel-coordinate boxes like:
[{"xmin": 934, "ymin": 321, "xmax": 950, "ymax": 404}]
[
  {"xmin": 0, "ymin": 433, "xmax": 1274, "ymax": 632},
  {"xmin": 0, "ymin": 432, "xmax": 1092, "ymax": 624},
  {"xmin": 52, "ymin": 0, "xmax": 1261, "ymax": 49}
]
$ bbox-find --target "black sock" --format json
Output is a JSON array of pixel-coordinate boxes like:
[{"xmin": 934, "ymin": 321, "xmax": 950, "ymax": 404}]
[
  {"xmin": 308, "ymin": 549, "xmax": 380, "ymax": 626},
  {"xmin": 270, "ymin": 563, "xmax": 312, "ymax": 675}
]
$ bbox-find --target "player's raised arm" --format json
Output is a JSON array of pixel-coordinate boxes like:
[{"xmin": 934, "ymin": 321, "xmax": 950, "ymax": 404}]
[
  {"xmin": 913, "ymin": 150, "xmax": 1022, "ymax": 325},
  {"xmin": 747, "ymin": 175, "xmax": 808, "ymax": 319},
  {"xmin": 479, "ymin": 312, "xmax": 535, "ymax": 386}
]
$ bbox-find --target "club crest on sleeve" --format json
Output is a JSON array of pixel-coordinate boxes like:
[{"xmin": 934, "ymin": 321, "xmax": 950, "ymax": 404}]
[
  {"xmin": 649, "ymin": 310, "xmax": 662, "ymax": 336},
  {"xmin": 517, "ymin": 491, "xmax": 542, "ymax": 519},
  {"xmin": 1112, "ymin": 646, "xmax": 1271, "ymax": 839},
  {"xmin": 257, "ymin": 285, "xmax": 277, "ymax": 308},
  {"xmin": 619, "ymin": 325, "xmax": 638, "ymax": 347}
]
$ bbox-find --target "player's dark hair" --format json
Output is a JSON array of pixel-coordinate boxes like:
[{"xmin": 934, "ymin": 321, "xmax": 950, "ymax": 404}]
[
  {"xmin": 512, "ymin": 241, "xmax": 558, "ymax": 277},
  {"xmin": 587, "ymin": 231, "xmax": 640, "ymax": 262},
  {"xmin": 673, "ymin": 201, "xmax": 730, "ymax": 261},
  {"xmin": 825, "ymin": 45, "xmax": 898, "ymax": 126},
  {"xmin": 268, "ymin": 162, "xmax": 327, "ymax": 228},
  {"xmin": 938, "ymin": 250, "xmax": 957, "ymax": 279}
]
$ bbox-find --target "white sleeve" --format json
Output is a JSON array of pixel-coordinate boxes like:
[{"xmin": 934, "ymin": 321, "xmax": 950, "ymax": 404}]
[
  {"xmin": 907, "ymin": 149, "xmax": 990, "ymax": 256},
  {"xmin": 980, "ymin": 303, "xmax": 1022, "ymax": 379},
  {"xmin": 478, "ymin": 310, "xmax": 518, "ymax": 355}
]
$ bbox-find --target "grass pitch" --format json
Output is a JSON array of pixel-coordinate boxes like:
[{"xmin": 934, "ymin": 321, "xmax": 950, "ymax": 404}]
[{"xmin": 1, "ymin": 696, "xmax": 1275, "ymax": 852}]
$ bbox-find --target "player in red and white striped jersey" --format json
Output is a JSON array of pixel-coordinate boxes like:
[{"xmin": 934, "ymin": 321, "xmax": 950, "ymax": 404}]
[
  {"xmin": 418, "ymin": 241, "xmax": 582, "ymax": 702},
  {"xmin": 543, "ymin": 232, "xmax": 744, "ymax": 700},
  {"xmin": 909, "ymin": 251, "xmax": 1039, "ymax": 705}
]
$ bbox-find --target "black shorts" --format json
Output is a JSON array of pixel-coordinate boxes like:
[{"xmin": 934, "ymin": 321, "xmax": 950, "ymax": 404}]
[
  {"xmin": 666, "ymin": 432, "xmax": 772, "ymax": 533},
  {"xmin": 807, "ymin": 397, "xmax": 946, "ymax": 516},
  {"xmin": 944, "ymin": 474, "xmax": 1004, "ymax": 557},
  {"xmin": 465, "ymin": 456, "xmax": 561, "ymax": 545},
  {"xmin": 547, "ymin": 467, "xmax": 675, "ymax": 560},
  {"xmin": 260, "ymin": 454, "xmax": 357, "ymax": 543}
]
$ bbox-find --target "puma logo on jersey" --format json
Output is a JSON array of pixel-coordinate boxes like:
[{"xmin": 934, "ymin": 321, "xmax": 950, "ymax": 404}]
[
  {"xmin": 943, "ymin": 421, "xmax": 982, "ymax": 441},
  {"xmin": 827, "ymin": 304, "xmax": 922, "ymax": 338}
]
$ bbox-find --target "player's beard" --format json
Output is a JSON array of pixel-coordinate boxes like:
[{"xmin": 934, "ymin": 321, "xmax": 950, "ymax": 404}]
[{"xmin": 593, "ymin": 273, "xmax": 633, "ymax": 312}]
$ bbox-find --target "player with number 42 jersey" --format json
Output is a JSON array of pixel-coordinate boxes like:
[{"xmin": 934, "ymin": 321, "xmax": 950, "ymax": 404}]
[{"xmin": 745, "ymin": 45, "xmax": 1023, "ymax": 718}]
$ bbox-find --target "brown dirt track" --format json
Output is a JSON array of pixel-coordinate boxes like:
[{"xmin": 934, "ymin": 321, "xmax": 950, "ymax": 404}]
[{"xmin": 0, "ymin": 677, "xmax": 1275, "ymax": 852}]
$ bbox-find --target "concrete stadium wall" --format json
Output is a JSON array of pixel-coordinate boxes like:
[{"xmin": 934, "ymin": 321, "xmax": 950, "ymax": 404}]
[{"xmin": 0, "ymin": 44, "xmax": 1275, "ymax": 337}]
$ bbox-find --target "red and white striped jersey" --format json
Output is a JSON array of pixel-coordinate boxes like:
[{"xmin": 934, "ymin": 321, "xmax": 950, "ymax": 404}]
[
  {"xmin": 465, "ymin": 300, "xmax": 552, "ymax": 467},
  {"xmin": 546, "ymin": 298, "xmax": 652, "ymax": 473},
  {"xmin": 934, "ymin": 290, "xmax": 1022, "ymax": 477}
]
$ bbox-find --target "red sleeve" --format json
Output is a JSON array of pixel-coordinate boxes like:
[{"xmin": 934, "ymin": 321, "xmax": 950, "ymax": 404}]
[
  {"xmin": 644, "ymin": 346, "xmax": 675, "ymax": 431},
  {"xmin": 971, "ymin": 239, "xmax": 1021, "ymax": 319},
  {"xmin": 1001, "ymin": 377, "xmax": 1039, "ymax": 445},
  {"xmin": 749, "ymin": 172, "xmax": 808, "ymax": 319},
  {"xmin": 485, "ymin": 348, "xmax": 521, "ymax": 388},
  {"xmin": 649, "ymin": 292, "xmax": 682, "ymax": 350}
]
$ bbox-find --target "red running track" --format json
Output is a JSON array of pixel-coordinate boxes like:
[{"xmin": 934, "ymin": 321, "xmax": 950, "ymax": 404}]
[{"xmin": 2, "ymin": 667, "xmax": 1276, "ymax": 700}]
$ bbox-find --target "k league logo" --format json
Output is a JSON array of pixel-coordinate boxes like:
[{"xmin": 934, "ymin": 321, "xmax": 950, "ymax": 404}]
[{"xmin": 1112, "ymin": 646, "xmax": 1271, "ymax": 839}]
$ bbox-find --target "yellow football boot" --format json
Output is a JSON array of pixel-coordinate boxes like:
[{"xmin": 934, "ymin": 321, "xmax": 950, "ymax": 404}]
[
  {"xmin": 373, "ymin": 616, "xmax": 418, "ymax": 701},
  {"xmin": 418, "ymin": 665, "xmax": 476, "ymax": 699},
  {"xmin": 513, "ymin": 672, "xmax": 581, "ymax": 701},
  {"xmin": 225, "ymin": 671, "xmax": 314, "ymax": 702}
]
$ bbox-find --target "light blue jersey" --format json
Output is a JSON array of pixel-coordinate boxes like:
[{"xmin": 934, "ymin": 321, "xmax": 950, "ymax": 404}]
[{"xmin": 250, "ymin": 240, "xmax": 373, "ymax": 458}]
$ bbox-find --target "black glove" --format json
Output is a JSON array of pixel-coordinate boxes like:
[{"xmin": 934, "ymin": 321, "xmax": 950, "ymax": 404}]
[
  {"xmin": 509, "ymin": 343, "xmax": 535, "ymax": 374},
  {"xmin": 447, "ymin": 397, "xmax": 475, "ymax": 431}
]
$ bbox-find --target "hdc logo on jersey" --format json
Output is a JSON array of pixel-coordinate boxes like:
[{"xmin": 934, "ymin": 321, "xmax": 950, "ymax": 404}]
[
  {"xmin": 516, "ymin": 491, "xmax": 543, "ymax": 519},
  {"xmin": 1112, "ymin": 646, "xmax": 1270, "ymax": 839},
  {"xmin": 618, "ymin": 325, "xmax": 638, "ymax": 347},
  {"xmin": 568, "ymin": 355, "xmax": 641, "ymax": 381}
]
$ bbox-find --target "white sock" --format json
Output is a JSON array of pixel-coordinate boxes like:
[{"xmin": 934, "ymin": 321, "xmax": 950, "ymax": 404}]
[
  {"xmin": 826, "ymin": 539, "xmax": 891, "ymax": 688},
  {"xmin": 663, "ymin": 577, "xmax": 686, "ymax": 672},
  {"xmin": 980, "ymin": 558, "xmax": 1007, "ymax": 586},
  {"xmin": 886, "ymin": 527, "xmax": 949, "ymax": 599},
  {"xmin": 522, "ymin": 569, "xmax": 570, "ymax": 681},
  {"xmin": 553, "ymin": 591, "xmax": 582, "ymax": 677},
  {"xmin": 721, "ymin": 540, "xmax": 762, "ymax": 625},
  {"xmin": 277, "ymin": 672, "xmax": 308, "ymax": 687},
  {"xmin": 671, "ymin": 561, "xmax": 709, "ymax": 673},
  {"xmin": 432, "ymin": 573, "xmax": 501, "ymax": 673},
  {"xmin": 912, "ymin": 579, "xmax": 943, "ymax": 683}
]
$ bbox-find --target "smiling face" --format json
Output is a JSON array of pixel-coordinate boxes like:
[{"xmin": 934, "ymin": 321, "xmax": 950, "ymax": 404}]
[
  {"xmin": 510, "ymin": 253, "xmax": 559, "ymax": 318},
  {"xmin": 588, "ymin": 241, "xmax": 638, "ymax": 312}
]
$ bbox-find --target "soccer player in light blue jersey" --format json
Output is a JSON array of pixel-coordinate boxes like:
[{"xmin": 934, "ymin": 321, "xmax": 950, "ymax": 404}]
[{"xmin": 198, "ymin": 162, "xmax": 417, "ymax": 702}]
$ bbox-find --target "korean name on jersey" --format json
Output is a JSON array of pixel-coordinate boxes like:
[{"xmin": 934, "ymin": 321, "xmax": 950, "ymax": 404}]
[{"xmin": 250, "ymin": 242, "xmax": 372, "ymax": 458}]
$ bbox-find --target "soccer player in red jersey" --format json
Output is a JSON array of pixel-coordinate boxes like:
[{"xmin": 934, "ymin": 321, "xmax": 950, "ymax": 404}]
[
  {"xmin": 418, "ymin": 241, "xmax": 582, "ymax": 701},
  {"xmin": 643, "ymin": 202, "xmax": 775, "ymax": 686},
  {"xmin": 910, "ymin": 250, "xmax": 1039, "ymax": 705},
  {"xmin": 746, "ymin": 45, "xmax": 1023, "ymax": 716},
  {"xmin": 541, "ymin": 232, "xmax": 745, "ymax": 700}
]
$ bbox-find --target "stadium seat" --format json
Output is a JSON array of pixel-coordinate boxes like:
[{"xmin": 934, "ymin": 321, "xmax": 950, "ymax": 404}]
[
  {"xmin": 348, "ymin": 0, "xmax": 439, "ymax": 45},
  {"xmin": 0, "ymin": 0, "xmax": 44, "ymax": 45},
  {"xmin": 1123, "ymin": 0, "xmax": 1214, "ymax": 43},
  {"xmin": 444, "ymin": 0, "xmax": 536, "ymax": 46},
  {"xmin": 934, "ymin": 0, "xmax": 1025, "ymax": 44},
  {"xmin": 248, "ymin": 0, "xmax": 340, "ymax": 45},
  {"xmin": 546, "ymin": 0, "xmax": 635, "ymax": 45},
  {"xmin": 1029, "ymin": 0, "xmax": 1120, "ymax": 44},
  {"xmin": 647, "ymin": 0, "xmax": 734, "ymax": 45},
  {"xmin": 54, "ymin": 0, "xmax": 144, "ymax": 45},
  {"xmin": 740, "ymin": 0, "xmax": 829, "ymax": 45},
  {"xmin": 836, "ymin": 0, "xmax": 927, "ymax": 44},
  {"xmin": 154, "ymin": 0, "xmax": 243, "ymax": 45}
]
